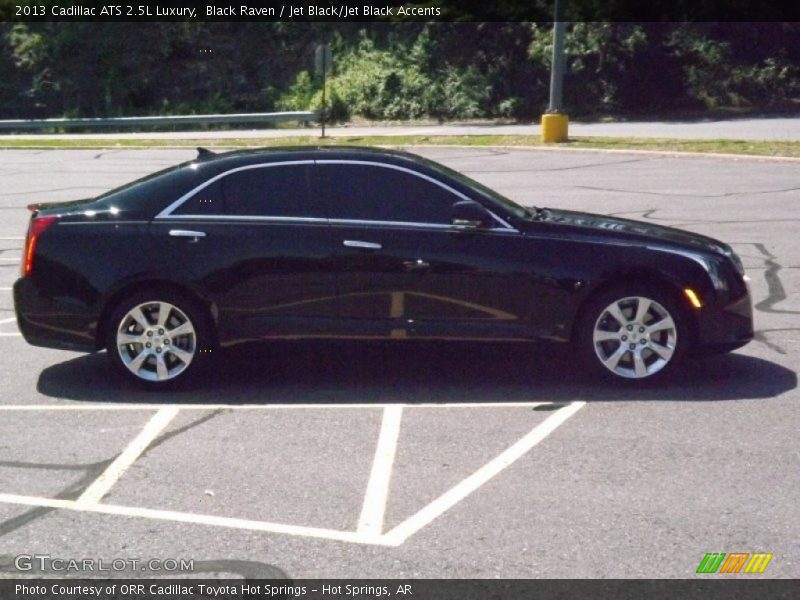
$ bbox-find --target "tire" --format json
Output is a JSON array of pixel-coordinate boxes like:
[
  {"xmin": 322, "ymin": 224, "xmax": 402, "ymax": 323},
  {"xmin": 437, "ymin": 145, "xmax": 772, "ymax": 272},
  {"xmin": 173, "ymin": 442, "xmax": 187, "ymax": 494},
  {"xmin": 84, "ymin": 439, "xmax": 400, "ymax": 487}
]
[
  {"xmin": 105, "ymin": 289, "xmax": 211, "ymax": 387},
  {"xmin": 576, "ymin": 283, "xmax": 690, "ymax": 382}
]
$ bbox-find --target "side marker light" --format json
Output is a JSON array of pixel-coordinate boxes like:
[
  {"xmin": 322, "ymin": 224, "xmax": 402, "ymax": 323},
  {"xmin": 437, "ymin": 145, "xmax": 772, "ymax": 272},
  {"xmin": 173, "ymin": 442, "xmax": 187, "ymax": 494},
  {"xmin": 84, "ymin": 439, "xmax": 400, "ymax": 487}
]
[{"xmin": 684, "ymin": 288, "xmax": 703, "ymax": 309}]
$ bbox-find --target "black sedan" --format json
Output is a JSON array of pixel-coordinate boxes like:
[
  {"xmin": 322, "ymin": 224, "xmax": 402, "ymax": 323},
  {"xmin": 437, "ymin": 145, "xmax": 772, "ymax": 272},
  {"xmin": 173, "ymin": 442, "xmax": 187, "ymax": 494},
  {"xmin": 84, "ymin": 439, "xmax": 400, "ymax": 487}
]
[{"xmin": 14, "ymin": 147, "xmax": 753, "ymax": 385}]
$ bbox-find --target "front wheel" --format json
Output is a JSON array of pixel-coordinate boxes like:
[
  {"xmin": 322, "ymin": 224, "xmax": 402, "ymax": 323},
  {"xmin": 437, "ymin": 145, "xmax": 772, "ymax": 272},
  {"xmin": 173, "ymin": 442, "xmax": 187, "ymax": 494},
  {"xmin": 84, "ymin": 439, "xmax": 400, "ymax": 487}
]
[
  {"xmin": 577, "ymin": 285, "xmax": 690, "ymax": 381},
  {"xmin": 105, "ymin": 291, "xmax": 210, "ymax": 386}
]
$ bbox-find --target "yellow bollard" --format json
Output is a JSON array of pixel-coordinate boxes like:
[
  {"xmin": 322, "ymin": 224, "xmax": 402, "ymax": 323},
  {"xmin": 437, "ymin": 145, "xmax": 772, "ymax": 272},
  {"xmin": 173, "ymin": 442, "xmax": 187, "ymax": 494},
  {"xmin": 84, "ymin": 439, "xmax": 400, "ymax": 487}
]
[{"xmin": 541, "ymin": 113, "xmax": 569, "ymax": 143}]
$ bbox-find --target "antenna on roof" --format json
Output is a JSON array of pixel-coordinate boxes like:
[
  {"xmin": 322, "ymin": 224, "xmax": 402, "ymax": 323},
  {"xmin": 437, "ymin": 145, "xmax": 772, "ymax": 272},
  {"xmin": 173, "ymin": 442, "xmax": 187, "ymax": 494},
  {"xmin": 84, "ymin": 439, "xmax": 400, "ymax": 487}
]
[{"xmin": 196, "ymin": 147, "xmax": 215, "ymax": 160}]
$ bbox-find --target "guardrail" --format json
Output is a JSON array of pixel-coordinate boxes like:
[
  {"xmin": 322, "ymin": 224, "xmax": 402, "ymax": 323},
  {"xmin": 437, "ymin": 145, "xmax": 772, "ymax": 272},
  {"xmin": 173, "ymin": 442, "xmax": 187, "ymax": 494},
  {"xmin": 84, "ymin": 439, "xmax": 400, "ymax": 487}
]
[{"xmin": 0, "ymin": 111, "xmax": 319, "ymax": 131}]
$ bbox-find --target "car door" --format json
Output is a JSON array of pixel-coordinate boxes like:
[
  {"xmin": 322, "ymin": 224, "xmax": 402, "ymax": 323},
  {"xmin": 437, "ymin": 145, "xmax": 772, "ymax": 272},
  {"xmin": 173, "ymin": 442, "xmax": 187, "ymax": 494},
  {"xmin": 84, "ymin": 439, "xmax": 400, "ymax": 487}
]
[
  {"xmin": 151, "ymin": 161, "xmax": 338, "ymax": 344},
  {"xmin": 313, "ymin": 160, "xmax": 537, "ymax": 340}
]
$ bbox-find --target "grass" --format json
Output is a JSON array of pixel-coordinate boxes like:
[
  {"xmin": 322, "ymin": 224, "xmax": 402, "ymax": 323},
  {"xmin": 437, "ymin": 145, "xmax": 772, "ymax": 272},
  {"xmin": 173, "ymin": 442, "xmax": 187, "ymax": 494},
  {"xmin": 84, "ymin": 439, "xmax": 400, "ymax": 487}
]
[{"xmin": 0, "ymin": 134, "xmax": 798, "ymax": 158}]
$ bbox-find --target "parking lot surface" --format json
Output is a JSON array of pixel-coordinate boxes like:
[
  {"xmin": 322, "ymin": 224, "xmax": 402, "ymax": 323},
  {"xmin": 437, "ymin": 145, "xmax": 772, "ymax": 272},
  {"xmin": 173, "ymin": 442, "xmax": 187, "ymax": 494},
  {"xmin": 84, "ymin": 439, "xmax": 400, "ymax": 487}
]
[{"xmin": 0, "ymin": 147, "xmax": 797, "ymax": 578}]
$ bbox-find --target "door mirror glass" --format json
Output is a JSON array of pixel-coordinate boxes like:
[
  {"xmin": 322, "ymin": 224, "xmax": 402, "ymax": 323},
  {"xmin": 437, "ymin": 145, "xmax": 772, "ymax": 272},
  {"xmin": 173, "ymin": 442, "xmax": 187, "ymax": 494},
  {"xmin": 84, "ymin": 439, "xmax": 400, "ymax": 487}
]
[{"xmin": 451, "ymin": 200, "xmax": 492, "ymax": 229}]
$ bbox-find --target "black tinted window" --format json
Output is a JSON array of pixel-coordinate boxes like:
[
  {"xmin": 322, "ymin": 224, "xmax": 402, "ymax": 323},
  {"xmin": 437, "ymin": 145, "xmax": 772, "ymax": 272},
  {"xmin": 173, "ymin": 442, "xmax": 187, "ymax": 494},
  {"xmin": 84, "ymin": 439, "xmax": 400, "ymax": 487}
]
[
  {"xmin": 174, "ymin": 164, "xmax": 318, "ymax": 217},
  {"xmin": 316, "ymin": 164, "xmax": 458, "ymax": 224}
]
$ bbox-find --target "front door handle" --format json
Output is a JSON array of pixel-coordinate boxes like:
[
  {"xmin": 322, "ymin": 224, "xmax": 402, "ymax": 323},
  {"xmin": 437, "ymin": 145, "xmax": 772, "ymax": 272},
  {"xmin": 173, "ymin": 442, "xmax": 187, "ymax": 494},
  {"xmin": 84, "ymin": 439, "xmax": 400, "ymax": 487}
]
[
  {"xmin": 169, "ymin": 229, "xmax": 206, "ymax": 243},
  {"xmin": 343, "ymin": 240, "xmax": 382, "ymax": 250}
]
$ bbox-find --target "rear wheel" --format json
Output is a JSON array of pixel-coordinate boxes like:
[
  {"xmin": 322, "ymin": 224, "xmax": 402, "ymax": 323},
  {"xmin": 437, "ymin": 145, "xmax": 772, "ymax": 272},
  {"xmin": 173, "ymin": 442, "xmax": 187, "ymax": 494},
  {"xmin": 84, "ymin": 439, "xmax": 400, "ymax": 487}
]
[
  {"xmin": 578, "ymin": 285, "xmax": 689, "ymax": 381},
  {"xmin": 106, "ymin": 290, "xmax": 210, "ymax": 386}
]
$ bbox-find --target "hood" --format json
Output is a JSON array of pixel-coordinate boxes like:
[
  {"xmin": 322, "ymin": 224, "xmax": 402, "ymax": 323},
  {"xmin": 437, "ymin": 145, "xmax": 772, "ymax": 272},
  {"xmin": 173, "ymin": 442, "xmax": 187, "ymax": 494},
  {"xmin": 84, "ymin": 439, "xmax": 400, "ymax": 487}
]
[{"xmin": 542, "ymin": 209, "xmax": 728, "ymax": 255}]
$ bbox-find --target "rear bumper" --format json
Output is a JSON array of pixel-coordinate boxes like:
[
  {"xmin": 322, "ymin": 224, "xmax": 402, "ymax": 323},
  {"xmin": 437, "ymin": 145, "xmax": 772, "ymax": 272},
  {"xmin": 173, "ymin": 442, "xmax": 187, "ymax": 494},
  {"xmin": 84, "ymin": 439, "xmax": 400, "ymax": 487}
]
[
  {"xmin": 692, "ymin": 287, "xmax": 754, "ymax": 356},
  {"xmin": 13, "ymin": 277, "xmax": 98, "ymax": 353}
]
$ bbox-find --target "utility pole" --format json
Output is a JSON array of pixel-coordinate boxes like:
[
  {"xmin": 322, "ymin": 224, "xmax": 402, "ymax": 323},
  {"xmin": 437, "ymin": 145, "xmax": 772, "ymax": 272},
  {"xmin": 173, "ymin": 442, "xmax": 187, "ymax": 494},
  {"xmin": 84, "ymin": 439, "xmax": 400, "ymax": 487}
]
[
  {"xmin": 315, "ymin": 43, "xmax": 332, "ymax": 138},
  {"xmin": 541, "ymin": 0, "xmax": 569, "ymax": 142}
]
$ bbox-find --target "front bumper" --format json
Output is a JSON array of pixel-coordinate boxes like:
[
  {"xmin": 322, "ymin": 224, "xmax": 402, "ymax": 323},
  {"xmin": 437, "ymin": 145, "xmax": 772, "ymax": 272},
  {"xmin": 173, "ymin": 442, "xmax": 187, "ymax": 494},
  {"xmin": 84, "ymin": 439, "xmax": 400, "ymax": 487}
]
[{"xmin": 692, "ymin": 287, "xmax": 754, "ymax": 355}]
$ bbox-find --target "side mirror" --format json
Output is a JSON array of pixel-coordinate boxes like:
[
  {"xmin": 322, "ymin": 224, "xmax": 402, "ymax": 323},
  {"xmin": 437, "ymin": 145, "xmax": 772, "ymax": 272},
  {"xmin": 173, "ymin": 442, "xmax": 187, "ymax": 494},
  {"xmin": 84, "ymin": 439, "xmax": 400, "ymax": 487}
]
[{"xmin": 451, "ymin": 200, "xmax": 492, "ymax": 229}]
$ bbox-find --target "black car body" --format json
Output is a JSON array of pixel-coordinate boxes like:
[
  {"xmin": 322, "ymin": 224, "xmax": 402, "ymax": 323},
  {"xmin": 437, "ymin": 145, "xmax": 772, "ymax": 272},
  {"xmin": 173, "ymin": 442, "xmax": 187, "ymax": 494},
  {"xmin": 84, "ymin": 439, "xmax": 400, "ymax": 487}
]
[{"xmin": 14, "ymin": 147, "xmax": 753, "ymax": 383}]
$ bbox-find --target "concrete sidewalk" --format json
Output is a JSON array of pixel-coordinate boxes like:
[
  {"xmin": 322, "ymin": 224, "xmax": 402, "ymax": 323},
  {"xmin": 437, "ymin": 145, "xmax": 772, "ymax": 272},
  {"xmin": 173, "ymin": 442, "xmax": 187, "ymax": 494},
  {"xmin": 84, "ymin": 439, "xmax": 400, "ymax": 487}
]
[{"xmin": 1, "ymin": 116, "xmax": 798, "ymax": 141}]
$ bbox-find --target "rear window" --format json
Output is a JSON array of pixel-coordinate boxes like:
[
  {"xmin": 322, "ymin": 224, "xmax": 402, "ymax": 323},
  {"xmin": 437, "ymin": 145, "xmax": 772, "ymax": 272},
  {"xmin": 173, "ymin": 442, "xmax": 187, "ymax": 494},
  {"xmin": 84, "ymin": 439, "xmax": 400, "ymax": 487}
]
[{"xmin": 94, "ymin": 163, "xmax": 207, "ymax": 217}]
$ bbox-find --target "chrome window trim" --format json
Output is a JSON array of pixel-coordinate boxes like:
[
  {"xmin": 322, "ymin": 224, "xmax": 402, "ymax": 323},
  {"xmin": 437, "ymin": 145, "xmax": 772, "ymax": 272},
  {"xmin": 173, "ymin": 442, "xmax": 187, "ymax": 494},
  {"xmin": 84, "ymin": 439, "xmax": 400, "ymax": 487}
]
[
  {"xmin": 157, "ymin": 214, "xmax": 328, "ymax": 224},
  {"xmin": 156, "ymin": 214, "xmax": 514, "ymax": 233},
  {"xmin": 156, "ymin": 158, "xmax": 517, "ymax": 232},
  {"xmin": 328, "ymin": 218, "xmax": 514, "ymax": 233}
]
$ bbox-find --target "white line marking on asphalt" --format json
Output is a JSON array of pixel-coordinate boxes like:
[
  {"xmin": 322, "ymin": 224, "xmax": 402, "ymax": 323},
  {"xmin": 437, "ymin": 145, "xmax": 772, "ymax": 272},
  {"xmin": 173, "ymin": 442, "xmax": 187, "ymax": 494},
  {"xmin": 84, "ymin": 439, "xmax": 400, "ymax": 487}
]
[
  {"xmin": 0, "ymin": 287, "xmax": 13, "ymax": 290},
  {"xmin": 0, "ymin": 258, "xmax": 19, "ymax": 262},
  {"xmin": 357, "ymin": 405, "xmax": 403, "ymax": 537},
  {"xmin": 75, "ymin": 406, "xmax": 179, "ymax": 507},
  {"xmin": 380, "ymin": 401, "xmax": 586, "ymax": 546},
  {"xmin": 0, "ymin": 237, "xmax": 24, "ymax": 240},
  {"xmin": 0, "ymin": 317, "xmax": 16, "ymax": 325},
  {"xmin": 0, "ymin": 401, "xmax": 552, "ymax": 411},
  {"xmin": 0, "ymin": 493, "xmax": 377, "ymax": 545},
  {"xmin": 0, "ymin": 402, "xmax": 582, "ymax": 545},
  {"xmin": 0, "ymin": 333, "xmax": 21, "ymax": 337}
]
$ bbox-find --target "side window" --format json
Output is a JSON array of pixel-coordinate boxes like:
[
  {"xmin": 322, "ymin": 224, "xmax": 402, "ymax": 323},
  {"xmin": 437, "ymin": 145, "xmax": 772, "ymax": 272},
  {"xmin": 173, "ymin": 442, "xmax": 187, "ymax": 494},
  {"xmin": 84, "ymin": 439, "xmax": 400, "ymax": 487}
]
[
  {"xmin": 316, "ymin": 164, "xmax": 459, "ymax": 224},
  {"xmin": 173, "ymin": 164, "xmax": 319, "ymax": 217}
]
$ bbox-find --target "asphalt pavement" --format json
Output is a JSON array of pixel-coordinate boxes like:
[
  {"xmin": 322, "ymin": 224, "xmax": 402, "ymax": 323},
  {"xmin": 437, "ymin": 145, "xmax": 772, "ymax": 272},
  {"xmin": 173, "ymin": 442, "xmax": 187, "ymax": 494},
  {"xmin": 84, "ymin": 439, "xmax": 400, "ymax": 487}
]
[{"xmin": 0, "ymin": 147, "xmax": 797, "ymax": 578}]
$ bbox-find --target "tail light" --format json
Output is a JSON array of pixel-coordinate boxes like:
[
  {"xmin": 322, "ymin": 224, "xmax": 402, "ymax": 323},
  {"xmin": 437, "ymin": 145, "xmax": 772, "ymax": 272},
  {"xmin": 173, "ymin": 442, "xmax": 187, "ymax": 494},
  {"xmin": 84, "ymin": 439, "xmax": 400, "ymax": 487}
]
[{"xmin": 21, "ymin": 214, "xmax": 58, "ymax": 277}]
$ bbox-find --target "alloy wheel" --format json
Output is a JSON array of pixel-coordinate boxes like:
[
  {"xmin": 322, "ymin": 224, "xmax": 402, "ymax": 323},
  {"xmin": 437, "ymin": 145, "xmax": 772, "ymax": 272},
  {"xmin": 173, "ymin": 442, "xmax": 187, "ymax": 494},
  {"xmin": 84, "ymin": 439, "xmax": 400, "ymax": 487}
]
[
  {"xmin": 116, "ymin": 301, "xmax": 196, "ymax": 382},
  {"xmin": 592, "ymin": 295, "xmax": 677, "ymax": 379}
]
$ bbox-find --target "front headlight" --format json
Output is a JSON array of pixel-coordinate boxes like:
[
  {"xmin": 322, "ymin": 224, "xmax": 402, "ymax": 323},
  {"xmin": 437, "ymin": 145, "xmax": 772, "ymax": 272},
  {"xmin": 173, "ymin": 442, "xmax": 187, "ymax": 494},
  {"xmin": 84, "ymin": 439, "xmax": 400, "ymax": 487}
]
[
  {"xmin": 723, "ymin": 247, "xmax": 745, "ymax": 277},
  {"xmin": 707, "ymin": 258, "xmax": 729, "ymax": 292}
]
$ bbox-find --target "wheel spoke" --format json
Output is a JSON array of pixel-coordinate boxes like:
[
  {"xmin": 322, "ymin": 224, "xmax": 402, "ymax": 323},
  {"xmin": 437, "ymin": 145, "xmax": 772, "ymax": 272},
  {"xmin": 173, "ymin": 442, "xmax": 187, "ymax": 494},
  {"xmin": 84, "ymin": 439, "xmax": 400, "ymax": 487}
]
[
  {"xmin": 167, "ymin": 345, "xmax": 192, "ymax": 364},
  {"xmin": 634, "ymin": 298, "xmax": 651, "ymax": 324},
  {"xmin": 646, "ymin": 316, "xmax": 675, "ymax": 335},
  {"xmin": 126, "ymin": 349, "xmax": 148, "ymax": 373},
  {"xmin": 118, "ymin": 333, "xmax": 145, "ymax": 345},
  {"xmin": 603, "ymin": 345, "xmax": 627, "ymax": 370},
  {"xmin": 649, "ymin": 342, "xmax": 674, "ymax": 361},
  {"xmin": 128, "ymin": 306, "xmax": 150, "ymax": 329},
  {"xmin": 168, "ymin": 321, "xmax": 194, "ymax": 338},
  {"xmin": 633, "ymin": 351, "xmax": 648, "ymax": 377},
  {"xmin": 606, "ymin": 302, "xmax": 629, "ymax": 327},
  {"xmin": 593, "ymin": 329, "xmax": 620, "ymax": 343},
  {"xmin": 155, "ymin": 353, "xmax": 169, "ymax": 380},
  {"xmin": 156, "ymin": 302, "xmax": 172, "ymax": 327}
]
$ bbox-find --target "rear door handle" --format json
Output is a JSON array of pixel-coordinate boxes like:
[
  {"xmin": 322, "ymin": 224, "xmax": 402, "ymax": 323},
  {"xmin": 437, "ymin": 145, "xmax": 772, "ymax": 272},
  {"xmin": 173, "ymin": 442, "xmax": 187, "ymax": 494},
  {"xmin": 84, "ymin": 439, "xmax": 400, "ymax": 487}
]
[
  {"xmin": 343, "ymin": 240, "xmax": 382, "ymax": 250},
  {"xmin": 169, "ymin": 229, "xmax": 206, "ymax": 243}
]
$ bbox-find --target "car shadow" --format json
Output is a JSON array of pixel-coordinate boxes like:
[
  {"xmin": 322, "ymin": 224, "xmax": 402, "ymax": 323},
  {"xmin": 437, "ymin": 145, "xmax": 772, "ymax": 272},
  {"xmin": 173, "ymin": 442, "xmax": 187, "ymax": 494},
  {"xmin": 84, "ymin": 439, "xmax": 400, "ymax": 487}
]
[{"xmin": 35, "ymin": 340, "xmax": 796, "ymax": 404}]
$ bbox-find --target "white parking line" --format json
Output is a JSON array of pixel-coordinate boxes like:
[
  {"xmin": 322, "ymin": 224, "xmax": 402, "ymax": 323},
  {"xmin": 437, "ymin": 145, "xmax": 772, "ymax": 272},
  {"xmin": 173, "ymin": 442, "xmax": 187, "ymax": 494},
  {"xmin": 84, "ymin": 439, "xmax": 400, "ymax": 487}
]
[
  {"xmin": 0, "ymin": 401, "xmax": 584, "ymax": 545},
  {"xmin": 0, "ymin": 401, "xmax": 553, "ymax": 411},
  {"xmin": 0, "ymin": 493, "xmax": 375, "ymax": 545},
  {"xmin": 75, "ymin": 407, "xmax": 179, "ymax": 507},
  {"xmin": 0, "ymin": 315, "xmax": 20, "ymax": 337},
  {"xmin": 381, "ymin": 401, "xmax": 585, "ymax": 545},
  {"xmin": 357, "ymin": 405, "xmax": 403, "ymax": 537}
]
